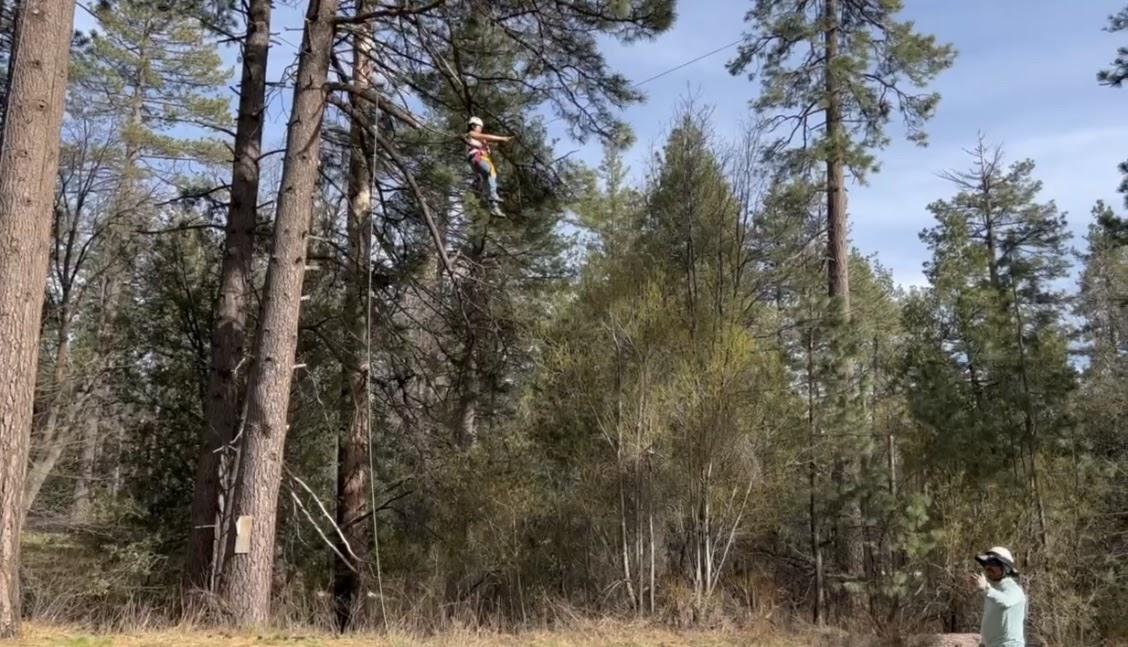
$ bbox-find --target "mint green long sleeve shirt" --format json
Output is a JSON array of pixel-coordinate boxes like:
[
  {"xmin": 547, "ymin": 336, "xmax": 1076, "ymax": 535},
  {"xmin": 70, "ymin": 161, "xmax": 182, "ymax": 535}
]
[{"xmin": 980, "ymin": 576, "xmax": 1025, "ymax": 647}]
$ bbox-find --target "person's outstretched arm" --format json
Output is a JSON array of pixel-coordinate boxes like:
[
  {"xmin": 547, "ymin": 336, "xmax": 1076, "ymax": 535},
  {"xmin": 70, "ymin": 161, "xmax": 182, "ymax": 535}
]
[{"xmin": 469, "ymin": 131, "xmax": 511, "ymax": 143}]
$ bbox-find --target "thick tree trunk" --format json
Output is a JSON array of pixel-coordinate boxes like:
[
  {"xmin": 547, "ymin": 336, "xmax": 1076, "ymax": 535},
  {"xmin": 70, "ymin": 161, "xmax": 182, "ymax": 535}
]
[
  {"xmin": 823, "ymin": 0, "xmax": 863, "ymax": 619},
  {"xmin": 334, "ymin": 16, "xmax": 373, "ymax": 631},
  {"xmin": 185, "ymin": 0, "xmax": 272, "ymax": 593},
  {"xmin": 220, "ymin": 0, "xmax": 338, "ymax": 625},
  {"xmin": 0, "ymin": 0, "xmax": 75, "ymax": 636},
  {"xmin": 823, "ymin": 0, "xmax": 849, "ymax": 315}
]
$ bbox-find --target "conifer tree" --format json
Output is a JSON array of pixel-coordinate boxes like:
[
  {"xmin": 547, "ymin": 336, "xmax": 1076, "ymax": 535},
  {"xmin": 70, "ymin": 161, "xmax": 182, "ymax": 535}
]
[
  {"xmin": 1099, "ymin": 5, "xmax": 1128, "ymax": 89},
  {"xmin": 185, "ymin": 0, "xmax": 273, "ymax": 594},
  {"xmin": 728, "ymin": 4, "xmax": 954, "ymax": 612},
  {"xmin": 1074, "ymin": 203, "xmax": 1128, "ymax": 635},
  {"xmin": 907, "ymin": 143, "xmax": 1072, "ymax": 559},
  {"xmin": 22, "ymin": 0, "xmax": 231, "ymax": 516},
  {"xmin": 0, "ymin": 0, "xmax": 76, "ymax": 636},
  {"xmin": 1099, "ymin": 5, "xmax": 1128, "ymax": 205},
  {"xmin": 728, "ymin": 0, "xmax": 955, "ymax": 315}
]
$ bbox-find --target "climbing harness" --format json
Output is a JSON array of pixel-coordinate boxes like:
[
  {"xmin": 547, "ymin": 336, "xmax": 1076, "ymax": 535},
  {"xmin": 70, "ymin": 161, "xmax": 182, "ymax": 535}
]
[
  {"xmin": 465, "ymin": 117, "xmax": 505, "ymax": 216},
  {"xmin": 465, "ymin": 137, "xmax": 495, "ymax": 176}
]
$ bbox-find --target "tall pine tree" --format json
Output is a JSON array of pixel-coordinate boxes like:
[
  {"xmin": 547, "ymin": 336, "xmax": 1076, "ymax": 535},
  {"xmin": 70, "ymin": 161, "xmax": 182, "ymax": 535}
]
[
  {"xmin": 1075, "ymin": 203, "xmax": 1128, "ymax": 636},
  {"xmin": 727, "ymin": 4, "xmax": 954, "ymax": 616},
  {"xmin": 0, "ymin": 0, "xmax": 76, "ymax": 636},
  {"xmin": 728, "ymin": 0, "xmax": 955, "ymax": 315},
  {"xmin": 905, "ymin": 144, "xmax": 1074, "ymax": 636},
  {"xmin": 185, "ymin": 0, "xmax": 273, "ymax": 595}
]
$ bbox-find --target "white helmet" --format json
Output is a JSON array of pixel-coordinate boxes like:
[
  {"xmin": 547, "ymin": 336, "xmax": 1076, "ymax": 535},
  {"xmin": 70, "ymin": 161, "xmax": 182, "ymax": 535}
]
[
  {"xmin": 468, "ymin": 116, "xmax": 484, "ymax": 128},
  {"xmin": 975, "ymin": 546, "xmax": 1018, "ymax": 575}
]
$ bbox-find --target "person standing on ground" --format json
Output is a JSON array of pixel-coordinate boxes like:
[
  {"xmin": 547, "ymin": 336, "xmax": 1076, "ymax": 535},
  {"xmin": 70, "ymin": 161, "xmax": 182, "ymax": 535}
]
[
  {"xmin": 465, "ymin": 116, "xmax": 510, "ymax": 216},
  {"xmin": 971, "ymin": 546, "xmax": 1026, "ymax": 647}
]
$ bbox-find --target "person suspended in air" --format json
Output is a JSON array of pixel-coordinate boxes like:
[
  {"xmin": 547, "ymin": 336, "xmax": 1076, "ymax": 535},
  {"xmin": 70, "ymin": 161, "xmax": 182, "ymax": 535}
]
[{"xmin": 465, "ymin": 116, "xmax": 510, "ymax": 217}]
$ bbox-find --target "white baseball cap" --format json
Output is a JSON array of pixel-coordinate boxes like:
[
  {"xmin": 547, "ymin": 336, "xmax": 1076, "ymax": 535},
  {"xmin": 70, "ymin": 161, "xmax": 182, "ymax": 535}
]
[
  {"xmin": 975, "ymin": 546, "xmax": 1018, "ymax": 575},
  {"xmin": 468, "ymin": 116, "xmax": 483, "ymax": 127}
]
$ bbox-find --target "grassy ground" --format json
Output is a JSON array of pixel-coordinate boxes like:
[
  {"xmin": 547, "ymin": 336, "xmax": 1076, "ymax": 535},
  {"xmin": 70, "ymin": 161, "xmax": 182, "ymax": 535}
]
[
  {"xmin": 13, "ymin": 530, "xmax": 816, "ymax": 646},
  {"xmin": 8, "ymin": 624, "xmax": 812, "ymax": 647}
]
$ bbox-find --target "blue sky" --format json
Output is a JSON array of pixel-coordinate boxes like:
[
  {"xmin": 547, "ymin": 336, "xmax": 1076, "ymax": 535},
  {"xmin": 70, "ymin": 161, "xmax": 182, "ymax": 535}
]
[
  {"xmin": 76, "ymin": 1, "xmax": 1127, "ymax": 288},
  {"xmin": 571, "ymin": 0, "xmax": 1128, "ymax": 287}
]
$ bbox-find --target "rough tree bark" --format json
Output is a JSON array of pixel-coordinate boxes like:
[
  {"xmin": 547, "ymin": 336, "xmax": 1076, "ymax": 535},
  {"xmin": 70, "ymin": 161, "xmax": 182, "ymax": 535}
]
[
  {"xmin": 823, "ymin": 0, "xmax": 863, "ymax": 619},
  {"xmin": 220, "ymin": 0, "xmax": 339, "ymax": 625},
  {"xmin": 333, "ymin": 11, "xmax": 373, "ymax": 630},
  {"xmin": 185, "ymin": 0, "xmax": 272, "ymax": 593},
  {"xmin": 823, "ymin": 0, "xmax": 849, "ymax": 314},
  {"xmin": 0, "ymin": 0, "xmax": 76, "ymax": 637}
]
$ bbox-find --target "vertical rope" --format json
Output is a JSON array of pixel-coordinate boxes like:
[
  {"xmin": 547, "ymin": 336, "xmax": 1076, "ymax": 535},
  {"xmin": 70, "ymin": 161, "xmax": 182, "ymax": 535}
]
[{"xmin": 365, "ymin": 44, "xmax": 389, "ymax": 632}]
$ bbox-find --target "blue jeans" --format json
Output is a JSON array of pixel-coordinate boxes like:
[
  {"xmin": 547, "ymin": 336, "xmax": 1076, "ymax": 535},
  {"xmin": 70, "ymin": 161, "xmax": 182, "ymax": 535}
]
[{"xmin": 471, "ymin": 158, "xmax": 500, "ymax": 205}]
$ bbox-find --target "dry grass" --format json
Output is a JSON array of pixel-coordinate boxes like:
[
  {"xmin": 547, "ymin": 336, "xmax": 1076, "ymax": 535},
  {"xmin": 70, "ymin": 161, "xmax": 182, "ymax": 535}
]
[
  {"xmin": 12, "ymin": 531, "xmax": 974, "ymax": 646},
  {"xmin": 8, "ymin": 623, "xmax": 814, "ymax": 647}
]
